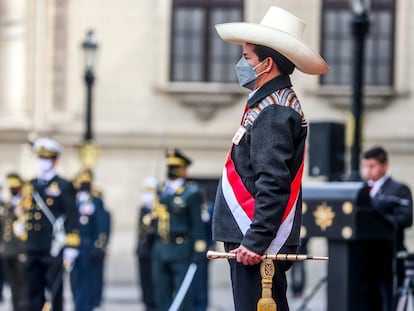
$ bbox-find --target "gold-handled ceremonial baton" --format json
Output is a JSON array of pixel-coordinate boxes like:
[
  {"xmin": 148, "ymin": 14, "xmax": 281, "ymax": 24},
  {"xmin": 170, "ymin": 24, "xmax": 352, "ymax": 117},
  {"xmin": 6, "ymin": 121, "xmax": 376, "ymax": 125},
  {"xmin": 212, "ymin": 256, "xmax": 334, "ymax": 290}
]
[
  {"xmin": 206, "ymin": 250, "xmax": 329, "ymax": 261},
  {"xmin": 206, "ymin": 250, "xmax": 328, "ymax": 311}
]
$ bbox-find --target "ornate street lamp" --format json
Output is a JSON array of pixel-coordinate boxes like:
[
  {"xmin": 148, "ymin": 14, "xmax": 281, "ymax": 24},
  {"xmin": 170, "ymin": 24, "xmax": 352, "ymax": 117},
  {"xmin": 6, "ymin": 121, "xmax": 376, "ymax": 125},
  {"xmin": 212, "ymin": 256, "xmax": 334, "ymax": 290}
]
[
  {"xmin": 82, "ymin": 30, "xmax": 98, "ymax": 142},
  {"xmin": 347, "ymin": 0, "xmax": 370, "ymax": 181},
  {"xmin": 79, "ymin": 30, "xmax": 99, "ymax": 169}
]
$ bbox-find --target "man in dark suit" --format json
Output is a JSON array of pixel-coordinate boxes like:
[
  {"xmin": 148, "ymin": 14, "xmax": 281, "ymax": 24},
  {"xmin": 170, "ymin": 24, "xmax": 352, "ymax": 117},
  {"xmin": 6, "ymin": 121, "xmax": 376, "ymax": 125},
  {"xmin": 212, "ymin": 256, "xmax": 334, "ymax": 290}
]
[
  {"xmin": 212, "ymin": 6, "xmax": 329, "ymax": 311},
  {"xmin": 23, "ymin": 138, "xmax": 80, "ymax": 311},
  {"xmin": 151, "ymin": 148, "xmax": 207, "ymax": 311},
  {"xmin": 361, "ymin": 146, "xmax": 413, "ymax": 311}
]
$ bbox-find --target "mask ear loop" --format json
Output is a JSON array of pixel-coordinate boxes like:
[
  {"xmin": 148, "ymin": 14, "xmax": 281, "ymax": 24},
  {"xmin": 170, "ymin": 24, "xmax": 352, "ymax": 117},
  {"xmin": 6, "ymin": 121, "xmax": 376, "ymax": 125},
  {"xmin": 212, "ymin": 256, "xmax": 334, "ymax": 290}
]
[{"xmin": 254, "ymin": 57, "xmax": 272, "ymax": 77}]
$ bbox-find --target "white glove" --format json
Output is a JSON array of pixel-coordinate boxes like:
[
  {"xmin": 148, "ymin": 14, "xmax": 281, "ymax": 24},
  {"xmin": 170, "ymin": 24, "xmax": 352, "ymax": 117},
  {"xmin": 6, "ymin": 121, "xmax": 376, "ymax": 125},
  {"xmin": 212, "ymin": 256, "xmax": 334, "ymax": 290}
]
[
  {"xmin": 79, "ymin": 202, "xmax": 95, "ymax": 215},
  {"xmin": 141, "ymin": 191, "xmax": 155, "ymax": 209},
  {"xmin": 13, "ymin": 220, "xmax": 26, "ymax": 237},
  {"xmin": 63, "ymin": 247, "xmax": 79, "ymax": 268}
]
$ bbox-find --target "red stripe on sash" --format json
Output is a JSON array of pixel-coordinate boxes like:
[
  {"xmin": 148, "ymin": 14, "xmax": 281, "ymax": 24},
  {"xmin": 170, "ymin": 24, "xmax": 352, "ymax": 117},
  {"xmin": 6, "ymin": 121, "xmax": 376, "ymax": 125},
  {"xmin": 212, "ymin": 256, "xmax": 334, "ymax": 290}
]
[
  {"xmin": 225, "ymin": 151, "xmax": 255, "ymax": 220},
  {"xmin": 282, "ymin": 158, "xmax": 304, "ymax": 222},
  {"xmin": 225, "ymin": 144, "xmax": 305, "ymax": 224}
]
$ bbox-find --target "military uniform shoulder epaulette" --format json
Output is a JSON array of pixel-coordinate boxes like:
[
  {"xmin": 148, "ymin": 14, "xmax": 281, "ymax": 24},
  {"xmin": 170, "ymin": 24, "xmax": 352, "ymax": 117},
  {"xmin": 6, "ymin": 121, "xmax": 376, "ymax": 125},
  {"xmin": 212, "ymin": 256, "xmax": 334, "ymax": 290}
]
[{"xmin": 92, "ymin": 188, "xmax": 103, "ymax": 198}]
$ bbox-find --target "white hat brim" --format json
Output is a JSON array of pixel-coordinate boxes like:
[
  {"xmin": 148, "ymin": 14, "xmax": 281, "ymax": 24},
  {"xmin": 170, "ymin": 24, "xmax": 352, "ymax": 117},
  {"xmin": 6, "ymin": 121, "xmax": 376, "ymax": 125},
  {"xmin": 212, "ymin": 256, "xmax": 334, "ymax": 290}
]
[{"xmin": 216, "ymin": 22, "xmax": 329, "ymax": 75}]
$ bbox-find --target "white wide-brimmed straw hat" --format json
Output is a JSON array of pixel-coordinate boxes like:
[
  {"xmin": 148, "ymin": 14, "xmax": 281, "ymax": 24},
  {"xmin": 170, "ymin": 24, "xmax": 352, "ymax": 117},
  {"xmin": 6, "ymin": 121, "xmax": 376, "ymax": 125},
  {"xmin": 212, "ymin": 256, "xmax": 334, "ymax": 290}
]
[{"xmin": 215, "ymin": 6, "xmax": 329, "ymax": 75}]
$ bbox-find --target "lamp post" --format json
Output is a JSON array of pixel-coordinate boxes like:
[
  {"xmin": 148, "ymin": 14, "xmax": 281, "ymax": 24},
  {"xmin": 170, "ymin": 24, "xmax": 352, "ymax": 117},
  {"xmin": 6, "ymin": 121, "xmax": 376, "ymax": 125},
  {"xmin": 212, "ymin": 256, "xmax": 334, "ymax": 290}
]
[
  {"xmin": 82, "ymin": 30, "xmax": 98, "ymax": 142},
  {"xmin": 79, "ymin": 30, "xmax": 99, "ymax": 169},
  {"xmin": 347, "ymin": 0, "xmax": 370, "ymax": 181}
]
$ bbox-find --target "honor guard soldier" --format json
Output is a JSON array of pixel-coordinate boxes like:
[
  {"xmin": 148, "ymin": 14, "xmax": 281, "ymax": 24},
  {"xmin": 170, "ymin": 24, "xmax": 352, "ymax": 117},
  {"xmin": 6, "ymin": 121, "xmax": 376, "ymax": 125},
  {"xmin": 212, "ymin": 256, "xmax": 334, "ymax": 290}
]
[
  {"xmin": 91, "ymin": 189, "xmax": 111, "ymax": 309},
  {"xmin": 0, "ymin": 173, "xmax": 29, "ymax": 311},
  {"xmin": 70, "ymin": 169, "xmax": 108, "ymax": 311},
  {"xmin": 23, "ymin": 138, "xmax": 80, "ymax": 311},
  {"xmin": 136, "ymin": 177, "xmax": 158, "ymax": 311},
  {"xmin": 152, "ymin": 148, "xmax": 207, "ymax": 311},
  {"xmin": 0, "ymin": 179, "xmax": 5, "ymax": 303}
]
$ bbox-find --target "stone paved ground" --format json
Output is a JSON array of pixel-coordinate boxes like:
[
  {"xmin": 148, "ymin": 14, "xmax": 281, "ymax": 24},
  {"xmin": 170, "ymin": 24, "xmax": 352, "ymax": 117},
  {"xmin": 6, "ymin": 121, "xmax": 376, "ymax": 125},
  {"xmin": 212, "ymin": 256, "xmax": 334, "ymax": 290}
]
[
  {"xmin": 0, "ymin": 260, "xmax": 327, "ymax": 311},
  {"xmin": 0, "ymin": 239, "xmax": 328, "ymax": 310}
]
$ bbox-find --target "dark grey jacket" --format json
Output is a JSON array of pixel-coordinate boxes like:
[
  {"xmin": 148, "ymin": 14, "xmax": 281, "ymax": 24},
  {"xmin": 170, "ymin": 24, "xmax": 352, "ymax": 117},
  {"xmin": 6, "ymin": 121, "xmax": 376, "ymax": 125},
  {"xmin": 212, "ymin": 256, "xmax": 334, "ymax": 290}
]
[
  {"xmin": 212, "ymin": 75, "xmax": 307, "ymax": 255},
  {"xmin": 371, "ymin": 176, "xmax": 413, "ymax": 251}
]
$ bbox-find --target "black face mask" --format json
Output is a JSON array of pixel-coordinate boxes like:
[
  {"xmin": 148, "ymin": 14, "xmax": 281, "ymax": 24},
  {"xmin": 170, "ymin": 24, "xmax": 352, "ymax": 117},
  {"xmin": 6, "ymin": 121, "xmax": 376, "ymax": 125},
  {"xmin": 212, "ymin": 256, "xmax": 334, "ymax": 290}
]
[
  {"xmin": 79, "ymin": 183, "xmax": 91, "ymax": 192},
  {"xmin": 167, "ymin": 165, "xmax": 182, "ymax": 180}
]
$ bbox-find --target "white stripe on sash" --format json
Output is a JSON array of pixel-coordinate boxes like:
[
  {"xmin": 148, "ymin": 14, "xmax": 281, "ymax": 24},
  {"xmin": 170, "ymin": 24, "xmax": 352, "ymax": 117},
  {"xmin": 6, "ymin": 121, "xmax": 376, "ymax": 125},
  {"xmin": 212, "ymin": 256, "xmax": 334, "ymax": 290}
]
[
  {"xmin": 266, "ymin": 193, "xmax": 298, "ymax": 254},
  {"xmin": 221, "ymin": 167, "xmax": 251, "ymax": 234},
  {"xmin": 221, "ymin": 166, "xmax": 299, "ymax": 255}
]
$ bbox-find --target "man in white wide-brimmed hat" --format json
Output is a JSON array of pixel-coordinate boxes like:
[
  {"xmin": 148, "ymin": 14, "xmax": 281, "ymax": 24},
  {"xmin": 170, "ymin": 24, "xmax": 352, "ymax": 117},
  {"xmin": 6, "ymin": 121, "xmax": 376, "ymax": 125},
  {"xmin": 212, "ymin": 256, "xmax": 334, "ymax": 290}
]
[{"xmin": 212, "ymin": 6, "xmax": 328, "ymax": 311}]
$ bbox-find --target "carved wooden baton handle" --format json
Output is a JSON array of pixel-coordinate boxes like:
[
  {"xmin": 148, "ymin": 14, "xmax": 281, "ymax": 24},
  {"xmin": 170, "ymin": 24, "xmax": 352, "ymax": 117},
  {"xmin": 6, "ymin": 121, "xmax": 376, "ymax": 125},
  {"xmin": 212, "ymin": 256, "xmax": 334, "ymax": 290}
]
[{"xmin": 206, "ymin": 250, "xmax": 328, "ymax": 261}]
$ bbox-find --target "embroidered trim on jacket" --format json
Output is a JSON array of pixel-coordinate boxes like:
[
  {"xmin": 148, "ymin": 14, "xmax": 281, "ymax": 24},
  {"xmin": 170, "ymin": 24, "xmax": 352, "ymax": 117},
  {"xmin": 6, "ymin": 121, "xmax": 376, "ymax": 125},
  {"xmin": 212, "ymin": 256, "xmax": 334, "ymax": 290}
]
[{"xmin": 243, "ymin": 88, "xmax": 307, "ymax": 128}]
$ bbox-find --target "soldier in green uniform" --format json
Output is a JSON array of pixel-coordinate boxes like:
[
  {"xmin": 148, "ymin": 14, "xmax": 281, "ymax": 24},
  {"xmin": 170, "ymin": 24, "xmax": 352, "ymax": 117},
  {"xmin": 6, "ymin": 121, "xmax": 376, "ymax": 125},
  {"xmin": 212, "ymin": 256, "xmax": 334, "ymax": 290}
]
[
  {"xmin": 136, "ymin": 177, "xmax": 158, "ymax": 311},
  {"xmin": 151, "ymin": 148, "xmax": 207, "ymax": 311},
  {"xmin": 0, "ymin": 173, "xmax": 29, "ymax": 311}
]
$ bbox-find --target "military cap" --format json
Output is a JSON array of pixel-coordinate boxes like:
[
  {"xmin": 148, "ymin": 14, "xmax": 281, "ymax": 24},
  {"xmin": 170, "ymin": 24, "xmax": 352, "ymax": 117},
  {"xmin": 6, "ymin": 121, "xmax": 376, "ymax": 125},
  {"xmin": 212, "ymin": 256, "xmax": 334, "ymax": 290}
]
[
  {"xmin": 165, "ymin": 148, "xmax": 192, "ymax": 166},
  {"xmin": 33, "ymin": 138, "xmax": 62, "ymax": 159},
  {"xmin": 6, "ymin": 173, "xmax": 23, "ymax": 188},
  {"xmin": 75, "ymin": 169, "xmax": 94, "ymax": 183},
  {"xmin": 73, "ymin": 169, "xmax": 94, "ymax": 189}
]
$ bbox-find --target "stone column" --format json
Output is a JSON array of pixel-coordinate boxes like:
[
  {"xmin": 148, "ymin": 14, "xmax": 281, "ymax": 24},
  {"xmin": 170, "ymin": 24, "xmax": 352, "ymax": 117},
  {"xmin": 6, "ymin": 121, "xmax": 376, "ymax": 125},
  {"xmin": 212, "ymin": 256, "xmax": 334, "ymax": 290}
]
[{"xmin": 0, "ymin": 0, "xmax": 27, "ymax": 126}]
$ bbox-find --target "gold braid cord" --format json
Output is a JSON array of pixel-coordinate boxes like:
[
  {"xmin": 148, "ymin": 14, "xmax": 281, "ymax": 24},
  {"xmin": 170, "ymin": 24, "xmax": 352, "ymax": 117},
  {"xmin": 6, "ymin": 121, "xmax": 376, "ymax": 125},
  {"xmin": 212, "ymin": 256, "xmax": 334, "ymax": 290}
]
[
  {"xmin": 21, "ymin": 183, "xmax": 34, "ymax": 211},
  {"xmin": 152, "ymin": 198, "xmax": 169, "ymax": 243},
  {"xmin": 257, "ymin": 258, "xmax": 277, "ymax": 311},
  {"xmin": 12, "ymin": 183, "xmax": 34, "ymax": 241}
]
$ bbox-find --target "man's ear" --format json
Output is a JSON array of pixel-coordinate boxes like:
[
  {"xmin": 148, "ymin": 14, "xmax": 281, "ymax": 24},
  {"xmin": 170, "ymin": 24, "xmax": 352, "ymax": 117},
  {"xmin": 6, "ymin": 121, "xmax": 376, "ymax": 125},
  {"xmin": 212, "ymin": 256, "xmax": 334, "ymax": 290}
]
[{"xmin": 266, "ymin": 57, "xmax": 275, "ymax": 73}]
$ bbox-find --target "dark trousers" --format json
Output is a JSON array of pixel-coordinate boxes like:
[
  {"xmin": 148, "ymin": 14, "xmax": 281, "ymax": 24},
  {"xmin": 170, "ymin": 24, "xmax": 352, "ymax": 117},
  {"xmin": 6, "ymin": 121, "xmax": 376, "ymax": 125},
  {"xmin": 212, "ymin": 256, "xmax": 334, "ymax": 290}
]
[
  {"xmin": 0, "ymin": 257, "xmax": 4, "ymax": 301},
  {"xmin": 26, "ymin": 253, "xmax": 64, "ymax": 311},
  {"xmin": 138, "ymin": 255, "xmax": 156, "ymax": 311},
  {"xmin": 152, "ymin": 257, "xmax": 192, "ymax": 311},
  {"xmin": 91, "ymin": 255, "xmax": 105, "ymax": 307},
  {"xmin": 359, "ymin": 240, "xmax": 394, "ymax": 311},
  {"xmin": 3, "ymin": 255, "xmax": 29, "ymax": 311},
  {"xmin": 225, "ymin": 243, "xmax": 293, "ymax": 311},
  {"xmin": 192, "ymin": 256, "xmax": 209, "ymax": 311},
  {"xmin": 290, "ymin": 260, "xmax": 306, "ymax": 296},
  {"xmin": 290, "ymin": 238, "xmax": 308, "ymax": 296},
  {"xmin": 70, "ymin": 254, "xmax": 94, "ymax": 311}
]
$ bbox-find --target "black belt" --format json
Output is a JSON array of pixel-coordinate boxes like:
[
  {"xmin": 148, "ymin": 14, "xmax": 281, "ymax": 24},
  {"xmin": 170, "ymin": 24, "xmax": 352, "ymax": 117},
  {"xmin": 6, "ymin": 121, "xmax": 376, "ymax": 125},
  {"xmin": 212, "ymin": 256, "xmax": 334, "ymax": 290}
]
[{"xmin": 161, "ymin": 233, "xmax": 189, "ymax": 244}]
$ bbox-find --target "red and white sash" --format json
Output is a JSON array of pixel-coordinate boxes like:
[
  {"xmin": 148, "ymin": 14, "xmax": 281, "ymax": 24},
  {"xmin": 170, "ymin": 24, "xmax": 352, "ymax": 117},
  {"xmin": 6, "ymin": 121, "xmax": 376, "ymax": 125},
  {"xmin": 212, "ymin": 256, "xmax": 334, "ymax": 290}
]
[{"xmin": 221, "ymin": 148, "xmax": 304, "ymax": 254}]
